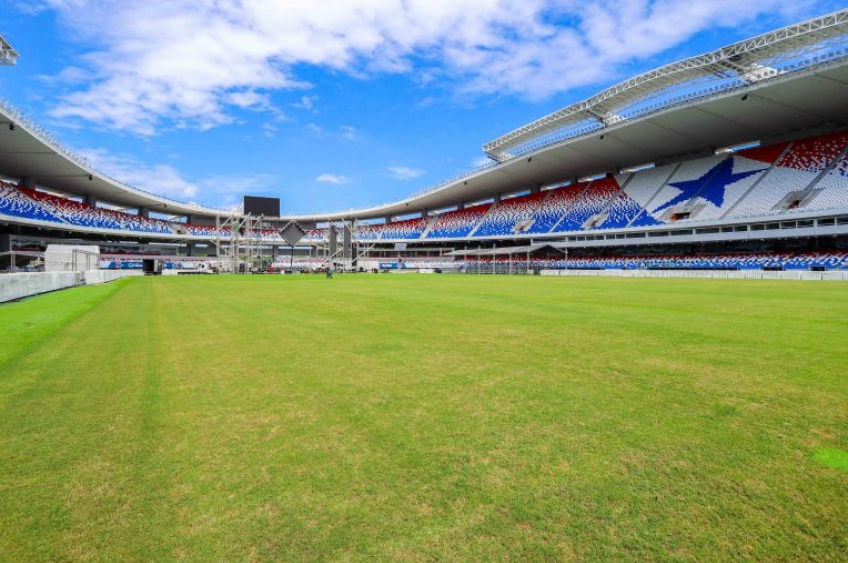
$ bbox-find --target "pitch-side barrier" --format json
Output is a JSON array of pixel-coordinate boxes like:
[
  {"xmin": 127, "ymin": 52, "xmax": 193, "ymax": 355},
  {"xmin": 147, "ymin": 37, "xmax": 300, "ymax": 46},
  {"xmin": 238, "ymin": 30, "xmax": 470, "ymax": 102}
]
[
  {"xmin": 538, "ymin": 269, "xmax": 848, "ymax": 281},
  {"xmin": 0, "ymin": 270, "xmax": 142, "ymax": 303}
]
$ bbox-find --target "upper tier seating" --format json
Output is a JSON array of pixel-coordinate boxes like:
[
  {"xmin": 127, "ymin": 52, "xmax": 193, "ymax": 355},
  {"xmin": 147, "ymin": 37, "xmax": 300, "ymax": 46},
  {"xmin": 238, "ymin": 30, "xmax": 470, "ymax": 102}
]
[
  {"xmin": 1, "ymin": 182, "xmax": 173, "ymax": 233},
  {"xmin": 23, "ymin": 187, "xmax": 174, "ymax": 233},
  {"xmin": 302, "ymin": 229, "xmax": 327, "ymax": 242},
  {"xmin": 689, "ymin": 144, "xmax": 790, "ymax": 222},
  {"xmin": 3, "ymin": 133, "xmax": 848, "ymax": 243},
  {"xmin": 473, "ymin": 192, "xmax": 546, "ymax": 237},
  {"xmin": 643, "ymin": 155, "xmax": 727, "ymax": 219},
  {"xmin": 0, "ymin": 181, "xmax": 64, "ymax": 222},
  {"xmin": 553, "ymin": 177, "xmax": 621, "ymax": 232},
  {"xmin": 184, "ymin": 223, "xmax": 232, "ymax": 237},
  {"xmin": 804, "ymin": 153, "xmax": 848, "ymax": 211},
  {"xmin": 381, "ymin": 217, "xmax": 428, "ymax": 240},
  {"xmin": 427, "ymin": 203, "xmax": 491, "ymax": 238},
  {"xmin": 353, "ymin": 223, "xmax": 384, "ymax": 241},
  {"xmin": 618, "ymin": 165, "xmax": 677, "ymax": 228},
  {"xmin": 523, "ymin": 184, "xmax": 586, "ymax": 234},
  {"xmin": 727, "ymin": 132, "xmax": 848, "ymax": 219}
]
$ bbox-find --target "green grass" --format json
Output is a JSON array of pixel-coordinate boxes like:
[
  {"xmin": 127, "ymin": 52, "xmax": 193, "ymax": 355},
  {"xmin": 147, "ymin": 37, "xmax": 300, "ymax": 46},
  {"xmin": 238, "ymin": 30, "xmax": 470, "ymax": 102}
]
[{"xmin": 1, "ymin": 274, "xmax": 847, "ymax": 562}]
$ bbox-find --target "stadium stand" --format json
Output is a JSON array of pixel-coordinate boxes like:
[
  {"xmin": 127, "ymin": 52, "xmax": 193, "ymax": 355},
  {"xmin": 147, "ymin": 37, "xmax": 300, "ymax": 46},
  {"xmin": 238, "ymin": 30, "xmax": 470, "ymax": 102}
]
[
  {"xmin": 473, "ymin": 192, "xmax": 546, "ymax": 237},
  {"xmin": 352, "ymin": 223, "xmax": 384, "ymax": 241},
  {"xmin": 727, "ymin": 132, "xmax": 848, "ymax": 218},
  {"xmin": 553, "ymin": 177, "xmax": 621, "ymax": 232},
  {"xmin": 184, "ymin": 223, "xmax": 231, "ymax": 237},
  {"xmin": 1, "ymin": 181, "xmax": 173, "ymax": 233},
  {"xmin": 0, "ymin": 181, "xmax": 63, "ymax": 222},
  {"xmin": 523, "ymin": 183, "xmax": 586, "ymax": 234},
  {"xmin": 470, "ymin": 250, "xmax": 848, "ymax": 271},
  {"xmin": 381, "ymin": 217, "xmax": 428, "ymax": 240},
  {"xmin": 2, "ymin": 132, "xmax": 848, "ymax": 248},
  {"xmin": 805, "ymin": 152, "xmax": 848, "ymax": 211},
  {"xmin": 615, "ymin": 165, "xmax": 676, "ymax": 228},
  {"xmin": 427, "ymin": 203, "xmax": 492, "ymax": 238},
  {"xmin": 302, "ymin": 229, "xmax": 327, "ymax": 242}
]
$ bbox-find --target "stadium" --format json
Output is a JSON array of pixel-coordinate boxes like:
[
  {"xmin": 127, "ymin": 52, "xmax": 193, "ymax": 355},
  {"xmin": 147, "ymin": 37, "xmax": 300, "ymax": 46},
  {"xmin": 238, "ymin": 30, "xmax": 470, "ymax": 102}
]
[{"xmin": 1, "ymin": 7, "xmax": 847, "ymax": 563}]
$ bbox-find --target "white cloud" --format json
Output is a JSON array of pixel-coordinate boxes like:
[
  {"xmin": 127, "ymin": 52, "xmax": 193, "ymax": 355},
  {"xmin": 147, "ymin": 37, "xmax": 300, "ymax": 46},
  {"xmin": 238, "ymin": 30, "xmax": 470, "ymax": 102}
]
[
  {"xmin": 30, "ymin": 0, "xmax": 830, "ymax": 133},
  {"xmin": 293, "ymin": 95, "xmax": 318, "ymax": 110},
  {"xmin": 316, "ymin": 173, "xmax": 349, "ymax": 184},
  {"xmin": 341, "ymin": 126, "xmax": 358, "ymax": 141},
  {"xmin": 81, "ymin": 148, "xmax": 200, "ymax": 199},
  {"xmin": 387, "ymin": 165, "xmax": 425, "ymax": 180},
  {"xmin": 471, "ymin": 156, "xmax": 493, "ymax": 169},
  {"xmin": 79, "ymin": 147, "xmax": 276, "ymax": 208}
]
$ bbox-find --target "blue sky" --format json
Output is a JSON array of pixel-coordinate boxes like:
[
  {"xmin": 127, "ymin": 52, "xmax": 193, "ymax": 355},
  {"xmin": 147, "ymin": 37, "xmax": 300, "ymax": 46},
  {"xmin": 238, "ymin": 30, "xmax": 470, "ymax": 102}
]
[{"xmin": 1, "ymin": 0, "xmax": 843, "ymax": 215}]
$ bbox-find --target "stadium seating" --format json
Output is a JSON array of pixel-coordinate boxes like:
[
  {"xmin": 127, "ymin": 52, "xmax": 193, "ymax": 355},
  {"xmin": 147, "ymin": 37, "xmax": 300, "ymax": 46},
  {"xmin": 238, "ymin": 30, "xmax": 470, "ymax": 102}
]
[
  {"xmin": 381, "ymin": 217, "xmax": 428, "ymax": 240},
  {"xmin": 302, "ymin": 229, "xmax": 327, "ymax": 242},
  {"xmin": 473, "ymin": 192, "xmax": 546, "ymax": 237},
  {"xmin": 1, "ymin": 181, "xmax": 173, "ymax": 233},
  {"xmin": 0, "ymin": 181, "xmax": 63, "ymax": 222},
  {"xmin": 480, "ymin": 250, "xmax": 848, "ymax": 271},
  {"xmin": 2, "ymin": 132, "xmax": 848, "ymax": 246},
  {"xmin": 727, "ymin": 132, "xmax": 848, "ymax": 219},
  {"xmin": 688, "ymin": 145, "xmax": 788, "ymax": 222},
  {"xmin": 523, "ymin": 183, "xmax": 587, "ymax": 234},
  {"xmin": 353, "ymin": 223, "xmax": 384, "ymax": 241},
  {"xmin": 616, "ymin": 165, "xmax": 677, "ymax": 227},
  {"xmin": 804, "ymin": 153, "xmax": 848, "ymax": 211},
  {"xmin": 553, "ymin": 177, "xmax": 621, "ymax": 232},
  {"xmin": 184, "ymin": 223, "xmax": 232, "ymax": 237},
  {"xmin": 426, "ymin": 203, "xmax": 491, "ymax": 238}
]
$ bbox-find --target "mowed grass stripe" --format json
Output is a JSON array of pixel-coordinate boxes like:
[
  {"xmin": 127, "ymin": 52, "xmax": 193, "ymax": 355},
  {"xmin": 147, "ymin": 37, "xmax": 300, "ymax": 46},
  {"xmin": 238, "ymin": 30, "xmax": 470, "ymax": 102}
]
[{"xmin": 1, "ymin": 275, "xmax": 846, "ymax": 562}]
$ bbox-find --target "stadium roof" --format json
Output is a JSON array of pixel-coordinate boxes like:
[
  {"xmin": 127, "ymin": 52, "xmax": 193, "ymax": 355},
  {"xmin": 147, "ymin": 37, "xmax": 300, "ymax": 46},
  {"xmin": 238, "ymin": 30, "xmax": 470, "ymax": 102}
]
[
  {"xmin": 0, "ymin": 100, "xmax": 226, "ymax": 217},
  {"xmin": 483, "ymin": 8, "xmax": 848, "ymax": 162},
  {"xmin": 1, "ymin": 11, "xmax": 848, "ymax": 222},
  {"xmin": 0, "ymin": 35, "xmax": 19, "ymax": 66}
]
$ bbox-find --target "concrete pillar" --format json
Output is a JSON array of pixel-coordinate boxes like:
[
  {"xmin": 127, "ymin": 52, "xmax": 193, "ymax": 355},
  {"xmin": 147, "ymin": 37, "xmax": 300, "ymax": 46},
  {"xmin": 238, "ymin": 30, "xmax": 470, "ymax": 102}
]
[
  {"xmin": 84, "ymin": 194, "xmax": 98, "ymax": 207},
  {"xmin": 329, "ymin": 227, "xmax": 338, "ymax": 258},
  {"xmin": 137, "ymin": 206, "xmax": 150, "ymax": 218},
  {"xmin": 20, "ymin": 177, "xmax": 34, "ymax": 189}
]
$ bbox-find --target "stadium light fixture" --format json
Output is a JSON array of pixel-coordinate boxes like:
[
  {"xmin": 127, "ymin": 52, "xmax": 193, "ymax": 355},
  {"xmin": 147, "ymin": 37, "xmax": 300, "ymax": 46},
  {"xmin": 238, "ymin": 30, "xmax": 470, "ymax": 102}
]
[{"xmin": 0, "ymin": 34, "xmax": 19, "ymax": 66}]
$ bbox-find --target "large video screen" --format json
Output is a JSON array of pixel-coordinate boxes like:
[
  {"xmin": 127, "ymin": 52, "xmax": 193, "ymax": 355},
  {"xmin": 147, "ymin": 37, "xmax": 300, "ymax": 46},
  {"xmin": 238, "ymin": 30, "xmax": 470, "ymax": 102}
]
[{"xmin": 243, "ymin": 196, "xmax": 280, "ymax": 217}]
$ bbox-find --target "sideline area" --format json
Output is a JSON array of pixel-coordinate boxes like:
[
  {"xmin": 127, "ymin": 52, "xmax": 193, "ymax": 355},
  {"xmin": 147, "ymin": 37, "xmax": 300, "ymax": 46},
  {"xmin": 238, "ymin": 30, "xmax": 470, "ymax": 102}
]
[{"xmin": 0, "ymin": 270, "xmax": 141, "ymax": 304}]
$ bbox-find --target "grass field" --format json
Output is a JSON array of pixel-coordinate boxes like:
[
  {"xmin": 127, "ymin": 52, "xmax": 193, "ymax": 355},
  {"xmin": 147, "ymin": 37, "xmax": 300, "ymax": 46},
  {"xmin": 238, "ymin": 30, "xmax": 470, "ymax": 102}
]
[{"xmin": 1, "ymin": 274, "xmax": 847, "ymax": 562}]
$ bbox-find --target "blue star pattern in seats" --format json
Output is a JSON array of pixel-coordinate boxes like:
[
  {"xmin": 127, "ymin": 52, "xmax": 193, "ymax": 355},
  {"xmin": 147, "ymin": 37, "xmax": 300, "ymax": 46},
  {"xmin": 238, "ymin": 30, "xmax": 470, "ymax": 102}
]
[{"xmin": 654, "ymin": 158, "xmax": 765, "ymax": 213}]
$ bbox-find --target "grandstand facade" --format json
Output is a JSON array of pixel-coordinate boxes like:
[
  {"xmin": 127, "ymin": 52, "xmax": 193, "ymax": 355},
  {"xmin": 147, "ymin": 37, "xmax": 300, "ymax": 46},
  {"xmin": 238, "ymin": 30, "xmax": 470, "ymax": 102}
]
[{"xmin": 2, "ymin": 10, "xmax": 848, "ymax": 273}]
